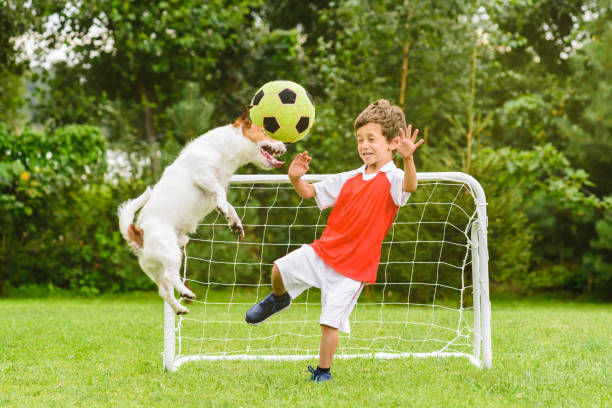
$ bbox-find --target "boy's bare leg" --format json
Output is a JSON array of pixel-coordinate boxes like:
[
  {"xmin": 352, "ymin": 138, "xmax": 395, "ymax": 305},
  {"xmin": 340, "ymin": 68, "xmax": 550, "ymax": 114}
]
[
  {"xmin": 318, "ymin": 324, "xmax": 339, "ymax": 368},
  {"xmin": 271, "ymin": 264, "xmax": 287, "ymax": 295}
]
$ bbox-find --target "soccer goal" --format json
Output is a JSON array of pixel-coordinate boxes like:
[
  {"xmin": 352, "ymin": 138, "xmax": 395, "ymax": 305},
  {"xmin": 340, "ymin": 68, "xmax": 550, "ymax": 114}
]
[{"xmin": 163, "ymin": 172, "xmax": 491, "ymax": 371}]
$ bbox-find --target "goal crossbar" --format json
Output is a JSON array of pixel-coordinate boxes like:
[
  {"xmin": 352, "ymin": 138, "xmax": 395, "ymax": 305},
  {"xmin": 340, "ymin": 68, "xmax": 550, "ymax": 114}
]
[{"xmin": 163, "ymin": 172, "xmax": 491, "ymax": 371}]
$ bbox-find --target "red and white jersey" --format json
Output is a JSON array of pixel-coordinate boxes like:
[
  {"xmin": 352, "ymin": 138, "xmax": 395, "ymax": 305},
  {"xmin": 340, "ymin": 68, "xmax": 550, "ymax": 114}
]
[{"xmin": 310, "ymin": 161, "xmax": 410, "ymax": 284}]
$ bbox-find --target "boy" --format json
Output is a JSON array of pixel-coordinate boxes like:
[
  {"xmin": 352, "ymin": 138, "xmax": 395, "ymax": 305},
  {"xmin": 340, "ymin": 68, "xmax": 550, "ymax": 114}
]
[{"xmin": 245, "ymin": 99, "xmax": 424, "ymax": 382}]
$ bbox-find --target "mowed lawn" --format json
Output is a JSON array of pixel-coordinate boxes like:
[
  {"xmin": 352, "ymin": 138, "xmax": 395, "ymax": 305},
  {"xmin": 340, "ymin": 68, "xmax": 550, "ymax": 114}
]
[{"xmin": 0, "ymin": 293, "xmax": 609, "ymax": 407}]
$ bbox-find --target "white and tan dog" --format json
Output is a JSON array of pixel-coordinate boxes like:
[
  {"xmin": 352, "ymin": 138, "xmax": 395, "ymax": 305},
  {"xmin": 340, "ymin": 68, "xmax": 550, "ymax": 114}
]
[{"xmin": 118, "ymin": 111, "xmax": 285, "ymax": 314}]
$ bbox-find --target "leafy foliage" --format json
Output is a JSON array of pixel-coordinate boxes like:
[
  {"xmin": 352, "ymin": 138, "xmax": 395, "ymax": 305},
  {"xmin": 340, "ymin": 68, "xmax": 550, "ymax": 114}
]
[
  {"xmin": 165, "ymin": 82, "xmax": 215, "ymax": 146},
  {"xmin": 473, "ymin": 145, "xmax": 609, "ymax": 294},
  {"xmin": 1, "ymin": 0, "xmax": 610, "ymax": 297},
  {"xmin": 0, "ymin": 122, "xmax": 151, "ymax": 295},
  {"xmin": 31, "ymin": 0, "xmax": 303, "ymax": 176}
]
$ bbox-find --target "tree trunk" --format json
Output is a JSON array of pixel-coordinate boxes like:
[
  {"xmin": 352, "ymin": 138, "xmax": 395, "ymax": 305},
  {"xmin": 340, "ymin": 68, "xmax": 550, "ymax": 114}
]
[
  {"xmin": 587, "ymin": 272, "xmax": 593, "ymax": 293},
  {"xmin": 399, "ymin": 5, "xmax": 414, "ymax": 110},
  {"xmin": 466, "ymin": 46, "xmax": 477, "ymax": 173},
  {"xmin": 139, "ymin": 84, "xmax": 161, "ymax": 177},
  {"xmin": 1, "ymin": 230, "xmax": 7, "ymax": 297},
  {"xmin": 399, "ymin": 40, "xmax": 411, "ymax": 109}
]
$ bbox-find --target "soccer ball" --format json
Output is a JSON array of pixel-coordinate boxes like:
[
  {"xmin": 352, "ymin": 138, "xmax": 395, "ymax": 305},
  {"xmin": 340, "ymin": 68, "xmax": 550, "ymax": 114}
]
[{"xmin": 249, "ymin": 80, "xmax": 315, "ymax": 143}]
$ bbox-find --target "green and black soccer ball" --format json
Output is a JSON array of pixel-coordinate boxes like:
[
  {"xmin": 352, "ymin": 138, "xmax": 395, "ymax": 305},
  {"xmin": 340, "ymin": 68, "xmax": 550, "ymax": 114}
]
[{"xmin": 249, "ymin": 80, "xmax": 315, "ymax": 143}]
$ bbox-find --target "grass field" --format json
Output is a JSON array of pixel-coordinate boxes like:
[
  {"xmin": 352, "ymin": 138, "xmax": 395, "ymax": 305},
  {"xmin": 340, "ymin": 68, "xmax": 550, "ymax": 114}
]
[
  {"xmin": 174, "ymin": 287, "xmax": 476, "ymax": 363},
  {"xmin": 1, "ymin": 293, "xmax": 610, "ymax": 407}
]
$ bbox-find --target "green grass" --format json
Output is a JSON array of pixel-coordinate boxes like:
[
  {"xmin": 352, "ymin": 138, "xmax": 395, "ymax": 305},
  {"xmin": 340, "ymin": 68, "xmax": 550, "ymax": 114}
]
[
  {"xmin": 176, "ymin": 287, "xmax": 473, "ymax": 360},
  {"xmin": 1, "ymin": 293, "xmax": 610, "ymax": 407}
]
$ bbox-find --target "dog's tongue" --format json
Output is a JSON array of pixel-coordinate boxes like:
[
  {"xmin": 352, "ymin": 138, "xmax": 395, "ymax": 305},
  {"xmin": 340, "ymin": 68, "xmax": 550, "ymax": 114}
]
[
  {"xmin": 260, "ymin": 148, "xmax": 285, "ymax": 167},
  {"xmin": 270, "ymin": 157, "xmax": 285, "ymax": 168}
]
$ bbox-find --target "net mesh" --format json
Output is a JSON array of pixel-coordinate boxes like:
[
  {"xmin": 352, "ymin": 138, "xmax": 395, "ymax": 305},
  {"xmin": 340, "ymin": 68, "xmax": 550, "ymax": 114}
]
[{"xmin": 175, "ymin": 176, "xmax": 479, "ymax": 362}]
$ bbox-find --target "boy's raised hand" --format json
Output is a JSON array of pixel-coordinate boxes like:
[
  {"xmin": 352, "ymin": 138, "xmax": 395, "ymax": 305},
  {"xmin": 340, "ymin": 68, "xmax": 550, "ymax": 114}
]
[
  {"xmin": 289, "ymin": 151, "xmax": 312, "ymax": 181},
  {"xmin": 396, "ymin": 125, "xmax": 424, "ymax": 160}
]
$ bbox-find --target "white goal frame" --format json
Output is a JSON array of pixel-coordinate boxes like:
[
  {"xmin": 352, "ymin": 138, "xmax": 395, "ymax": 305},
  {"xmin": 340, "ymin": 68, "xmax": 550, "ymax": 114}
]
[{"xmin": 163, "ymin": 172, "xmax": 491, "ymax": 371}]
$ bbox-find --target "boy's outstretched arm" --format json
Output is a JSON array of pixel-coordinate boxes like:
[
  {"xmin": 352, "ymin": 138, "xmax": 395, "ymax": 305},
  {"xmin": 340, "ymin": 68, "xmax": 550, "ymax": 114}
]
[
  {"xmin": 289, "ymin": 151, "xmax": 316, "ymax": 199},
  {"xmin": 396, "ymin": 125, "xmax": 424, "ymax": 193}
]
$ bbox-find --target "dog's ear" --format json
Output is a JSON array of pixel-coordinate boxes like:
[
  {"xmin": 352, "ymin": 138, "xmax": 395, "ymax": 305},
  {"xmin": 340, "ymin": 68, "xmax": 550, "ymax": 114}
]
[{"xmin": 232, "ymin": 107, "xmax": 253, "ymax": 129}]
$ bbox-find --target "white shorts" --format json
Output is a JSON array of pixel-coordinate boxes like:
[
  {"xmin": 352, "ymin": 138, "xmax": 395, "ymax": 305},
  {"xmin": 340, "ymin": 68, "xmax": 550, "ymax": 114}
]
[{"xmin": 275, "ymin": 245, "xmax": 364, "ymax": 334}]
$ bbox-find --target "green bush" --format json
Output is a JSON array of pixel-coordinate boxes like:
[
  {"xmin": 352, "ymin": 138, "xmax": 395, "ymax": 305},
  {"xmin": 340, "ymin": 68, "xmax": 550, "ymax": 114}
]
[
  {"xmin": 0, "ymin": 122, "xmax": 154, "ymax": 296},
  {"xmin": 470, "ymin": 149, "xmax": 534, "ymax": 290},
  {"xmin": 473, "ymin": 145, "xmax": 610, "ymax": 295},
  {"xmin": 581, "ymin": 208, "xmax": 612, "ymax": 298},
  {"xmin": 52, "ymin": 180, "xmax": 155, "ymax": 294}
]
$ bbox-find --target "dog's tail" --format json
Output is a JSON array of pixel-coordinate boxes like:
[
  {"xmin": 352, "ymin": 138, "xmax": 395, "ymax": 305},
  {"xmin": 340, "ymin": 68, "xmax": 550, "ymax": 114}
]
[{"xmin": 118, "ymin": 187, "xmax": 152, "ymax": 254}]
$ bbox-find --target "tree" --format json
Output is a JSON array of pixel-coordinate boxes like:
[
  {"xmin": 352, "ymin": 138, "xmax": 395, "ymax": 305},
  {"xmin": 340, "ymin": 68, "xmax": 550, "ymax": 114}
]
[
  {"xmin": 0, "ymin": 1, "xmax": 50, "ymax": 130},
  {"xmin": 488, "ymin": 0, "xmax": 587, "ymax": 76},
  {"xmin": 1, "ymin": 1, "xmax": 42, "ymax": 74},
  {"xmin": 286, "ymin": 0, "xmax": 483, "ymax": 175},
  {"xmin": 563, "ymin": 6, "xmax": 612, "ymax": 197},
  {"xmin": 32, "ymin": 0, "xmax": 305, "ymax": 176}
]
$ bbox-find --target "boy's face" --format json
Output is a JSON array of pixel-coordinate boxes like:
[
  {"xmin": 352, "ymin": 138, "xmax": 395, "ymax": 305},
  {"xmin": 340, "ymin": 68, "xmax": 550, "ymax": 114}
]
[{"xmin": 356, "ymin": 123, "xmax": 399, "ymax": 169}]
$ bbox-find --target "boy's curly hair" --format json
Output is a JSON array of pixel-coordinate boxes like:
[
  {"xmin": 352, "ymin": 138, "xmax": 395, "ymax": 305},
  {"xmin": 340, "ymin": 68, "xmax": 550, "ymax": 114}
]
[{"xmin": 354, "ymin": 99, "xmax": 407, "ymax": 143}]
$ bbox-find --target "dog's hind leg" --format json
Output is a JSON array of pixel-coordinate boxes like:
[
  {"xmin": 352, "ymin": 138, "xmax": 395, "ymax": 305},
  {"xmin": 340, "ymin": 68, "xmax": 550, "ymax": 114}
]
[
  {"xmin": 166, "ymin": 271, "xmax": 195, "ymax": 302},
  {"xmin": 164, "ymin": 244, "xmax": 196, "ymax": 301},
  {"xmin": 158, "ymin": 279, "xmax": 189, "ymax": 315},
  {"xmin": 140, "ymin": 257, "xmax": 189, "ymax": 314},
  {"xmin": 140, "ymin": 231, "xmax": 193, "ymax": 314}
]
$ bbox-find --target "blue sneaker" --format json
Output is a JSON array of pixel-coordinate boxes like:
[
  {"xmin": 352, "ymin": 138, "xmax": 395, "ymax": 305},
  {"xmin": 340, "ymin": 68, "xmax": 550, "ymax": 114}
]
[
  {"xmin": 245, "ymin": 292, "xmax": 291, "ymax": 325},
  {"xmin": 308, "ymin": 366, "xmax": 332, "ymax": 383}
]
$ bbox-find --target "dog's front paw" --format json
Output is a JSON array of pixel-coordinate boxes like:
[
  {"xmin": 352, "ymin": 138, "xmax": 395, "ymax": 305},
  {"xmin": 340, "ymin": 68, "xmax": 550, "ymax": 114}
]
[{"xmin": 230, "ymin": 222, "xmax": 245, "ymax": 239}]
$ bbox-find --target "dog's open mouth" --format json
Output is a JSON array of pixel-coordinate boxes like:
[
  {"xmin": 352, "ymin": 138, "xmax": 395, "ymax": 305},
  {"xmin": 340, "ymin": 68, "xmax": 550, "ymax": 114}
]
[{"xmin": 259, "ymin": 145, "xmax": 285, "ymax": 168}]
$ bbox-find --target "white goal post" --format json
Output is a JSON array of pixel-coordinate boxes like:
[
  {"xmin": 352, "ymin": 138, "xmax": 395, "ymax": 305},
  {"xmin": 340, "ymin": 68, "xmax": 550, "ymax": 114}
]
[{"xmin": 163, "ymin": 172, "xmax": 491, "ymax": 371}]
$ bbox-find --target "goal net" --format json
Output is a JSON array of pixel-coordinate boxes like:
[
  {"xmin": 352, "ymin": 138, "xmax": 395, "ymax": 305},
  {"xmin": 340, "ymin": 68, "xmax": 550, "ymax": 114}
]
[{"xmin": 163, "ymin": 172, "xmax": 491, "ymax": 371}]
